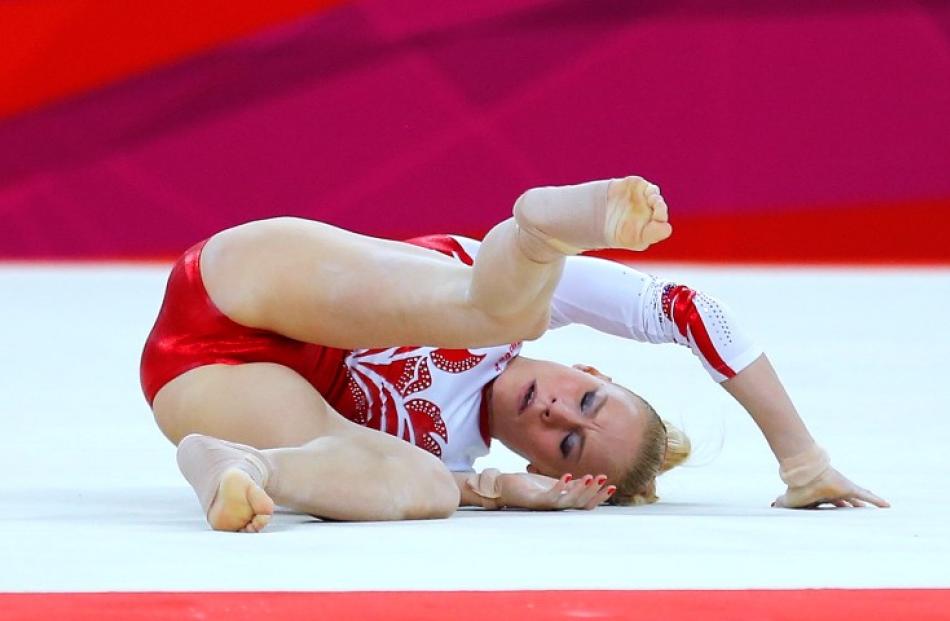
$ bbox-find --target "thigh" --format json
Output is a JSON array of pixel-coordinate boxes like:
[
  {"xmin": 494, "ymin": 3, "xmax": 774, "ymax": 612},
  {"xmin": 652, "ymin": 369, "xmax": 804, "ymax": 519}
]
[
  {"xmin": 152, "ymin": 362, "xmax": 342, "ymax": 448},
  {"xmin": 199, "ymin": 217, "xmax": 527, "ymax": 350}
]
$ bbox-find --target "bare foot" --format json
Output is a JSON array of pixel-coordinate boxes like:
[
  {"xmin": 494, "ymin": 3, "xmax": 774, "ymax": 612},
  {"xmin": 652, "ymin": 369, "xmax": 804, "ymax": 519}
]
[
  {"xmin": 176, "ymin": 433, "xmax": 276, "ymax": 533},
  {"xmin": 207, "ymin": 468, "xmax": 275, "ymax": 533},
  {"xmin": 605, "ymin": 176, "xmax": 672, "ymax": 251},
  {"xmin": 513, "ymin": 176, "xmax": 672, "ymax": 257}
]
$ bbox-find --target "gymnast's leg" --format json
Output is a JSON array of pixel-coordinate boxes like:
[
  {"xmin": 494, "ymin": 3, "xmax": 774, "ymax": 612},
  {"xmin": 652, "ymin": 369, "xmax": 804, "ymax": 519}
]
[
  {"xmin": 159, "ymin": 363, "xmax": 459, "ymax": 531},
  {"xmin": 198, "ymin": 177, "xmax": 670, "ymax": 350}
]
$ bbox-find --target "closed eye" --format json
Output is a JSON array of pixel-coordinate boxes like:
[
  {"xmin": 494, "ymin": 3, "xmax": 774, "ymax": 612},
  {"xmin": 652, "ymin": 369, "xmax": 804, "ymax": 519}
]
[
  {"xmin": 580, "ymin": 390, "xmax": 596, "ymax": 411},
  {"xmin": 574, "ymin": 389, "xmax": 606, "ymax": 462},
  {"xmin": 560, "ymin": 432, "xmax": 579, "ymax": 458}
]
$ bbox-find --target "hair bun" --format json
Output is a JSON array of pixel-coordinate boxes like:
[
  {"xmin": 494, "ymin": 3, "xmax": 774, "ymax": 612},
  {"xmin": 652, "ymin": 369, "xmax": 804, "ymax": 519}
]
[{"xmin": 659, "ymin": 418, "xmax": 691, "ymax": 473}]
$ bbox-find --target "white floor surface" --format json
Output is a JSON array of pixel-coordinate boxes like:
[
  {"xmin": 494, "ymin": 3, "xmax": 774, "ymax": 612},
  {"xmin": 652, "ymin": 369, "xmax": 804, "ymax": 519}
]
[{"xmin": 1, "ymin": 262, "xmax": 948, "ymax": 592}]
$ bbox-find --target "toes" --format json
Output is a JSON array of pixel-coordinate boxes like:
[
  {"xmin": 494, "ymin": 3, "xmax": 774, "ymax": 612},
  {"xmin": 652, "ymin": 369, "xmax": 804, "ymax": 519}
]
[
  {"xmin": 250, "ymin": 513, "xmax": 272, "ymax": 532},
  {"xmin": 642, "ymin": 221, "xmax": 673, "ymax": 247},
  {"xmin": 207, "ymin": 469, "xmax": 275, "ymax": 532},
  {"xmin": 608, "ymin": 176, "xmax": 673, "ymax": 250},
  {"xmin": 247, "ymin": 481, "xmax": 276, "ymax": 516},
  {"xmin": 649, "ymin": 195, "xmax": 669, "ymax": 222},
  {"xmin": 242, "ymin": 482, "xmax": 275, "ymax": 533},
  {"xmin": 236, "ymin": 511, "xmax": 270, "ymax": 534},
  {"xmin": 242, "ymin": 513, "xmax": 271, "ymax": 533}
]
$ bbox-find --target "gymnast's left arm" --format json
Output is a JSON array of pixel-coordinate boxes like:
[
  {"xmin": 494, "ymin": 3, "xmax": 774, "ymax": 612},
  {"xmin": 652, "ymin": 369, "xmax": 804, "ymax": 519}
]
[{"xmin": 546, "ymin": 253, "xmax": 890, "ymax": 509}]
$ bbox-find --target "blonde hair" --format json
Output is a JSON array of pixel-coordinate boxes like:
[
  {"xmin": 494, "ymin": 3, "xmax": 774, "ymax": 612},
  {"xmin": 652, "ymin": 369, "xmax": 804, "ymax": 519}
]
[{"xmin": 609, "ymin": 395, "xmax": 691, "ymax": 506}]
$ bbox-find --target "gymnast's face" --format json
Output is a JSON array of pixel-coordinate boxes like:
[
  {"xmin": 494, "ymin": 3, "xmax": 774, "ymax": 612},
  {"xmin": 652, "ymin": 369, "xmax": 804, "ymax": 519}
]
[{"xmin": 488, "ymin": 357, "xmax": 648, "ymax": 483}]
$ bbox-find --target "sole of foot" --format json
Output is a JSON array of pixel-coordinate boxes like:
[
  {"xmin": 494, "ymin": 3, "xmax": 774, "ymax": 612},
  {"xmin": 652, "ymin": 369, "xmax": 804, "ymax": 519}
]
[
  {"xmin": 606, "ymin": 176, "xmax": 672, "ymax": 251},
  {"xmin": 207, "ymin": 467, "xmax": 275, "ymax": 533}
]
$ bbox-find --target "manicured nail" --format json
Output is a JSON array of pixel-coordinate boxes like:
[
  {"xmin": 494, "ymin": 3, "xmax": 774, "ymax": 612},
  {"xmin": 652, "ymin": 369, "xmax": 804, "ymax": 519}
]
[
  {"xmin": 564, "ymin": 474, "xmax": 573, "ymax": 482},
  {"xmin": 607, "ymin": 486, "xmax": 616, "ymax": 496},
  {"xmin": 585, "ymin": 477, "xmax": 593, "ymax": 486},
  {"xmin": 596, "ymin": 476, "xmax": 607, "ymax": 485}
]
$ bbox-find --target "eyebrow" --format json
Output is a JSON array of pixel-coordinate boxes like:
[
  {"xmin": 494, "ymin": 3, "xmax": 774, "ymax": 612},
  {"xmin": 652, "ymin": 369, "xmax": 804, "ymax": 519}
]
[{"xmin": 576, "ymin": 390, "xmax": 607, "ymax": 463}]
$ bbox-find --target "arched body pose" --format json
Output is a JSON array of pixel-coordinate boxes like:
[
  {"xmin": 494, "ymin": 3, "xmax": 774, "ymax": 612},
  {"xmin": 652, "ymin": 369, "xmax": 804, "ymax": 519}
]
[{"xmin": 141, "ymin": 177, "xmax": 888, "ymax": 532}]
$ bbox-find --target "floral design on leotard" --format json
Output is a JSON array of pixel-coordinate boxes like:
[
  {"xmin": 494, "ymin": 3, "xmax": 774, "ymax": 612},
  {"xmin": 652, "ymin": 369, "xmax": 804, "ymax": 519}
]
[{"xmin": 341, "ymin": 347, "xmax": 487, "ymax": 457}]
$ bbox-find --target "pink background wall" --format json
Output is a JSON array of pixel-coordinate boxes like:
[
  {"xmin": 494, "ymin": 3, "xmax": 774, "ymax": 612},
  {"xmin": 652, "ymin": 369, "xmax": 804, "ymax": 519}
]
[{"xmin": 1, "ymin": 1, "xmax": 948, "ymax": 262}]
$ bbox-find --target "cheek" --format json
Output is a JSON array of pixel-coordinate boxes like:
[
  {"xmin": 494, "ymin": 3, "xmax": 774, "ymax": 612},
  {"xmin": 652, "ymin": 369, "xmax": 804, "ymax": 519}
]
[{"xmin": 523, "ymin": 428, "xmax": 557, "ymax": 462}]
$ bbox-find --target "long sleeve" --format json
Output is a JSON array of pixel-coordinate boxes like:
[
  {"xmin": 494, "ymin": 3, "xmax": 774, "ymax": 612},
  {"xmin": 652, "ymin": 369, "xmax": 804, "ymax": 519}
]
[{"xmin": 453, "ymin": 236, "xmax": 762, "ymax": 383}]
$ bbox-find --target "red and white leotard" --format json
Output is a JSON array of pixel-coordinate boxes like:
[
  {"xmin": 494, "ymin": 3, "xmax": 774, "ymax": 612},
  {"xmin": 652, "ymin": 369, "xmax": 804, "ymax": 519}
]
[{"xmin": 141, "ymin": 234, "xmax": 760, "ymax": 472}]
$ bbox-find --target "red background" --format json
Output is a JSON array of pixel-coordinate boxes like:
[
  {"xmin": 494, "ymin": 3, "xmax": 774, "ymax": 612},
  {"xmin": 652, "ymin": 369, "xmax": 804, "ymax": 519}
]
[{"xmin": 1, "ymin": 0, "xmax": 948, "ymax": 263}]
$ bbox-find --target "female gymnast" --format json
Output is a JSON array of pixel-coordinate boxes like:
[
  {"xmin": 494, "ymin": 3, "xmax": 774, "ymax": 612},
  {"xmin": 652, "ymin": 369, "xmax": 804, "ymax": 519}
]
[{"xmin": 140, "ymin": 176, "xmax": 889, "ymax": 532}]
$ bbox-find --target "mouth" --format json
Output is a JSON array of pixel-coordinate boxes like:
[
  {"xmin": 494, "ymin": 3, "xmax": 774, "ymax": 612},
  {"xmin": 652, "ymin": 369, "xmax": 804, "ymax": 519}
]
[{"xmin": 518, "ymin": 379, "xmax": 536, "ymax": 415}]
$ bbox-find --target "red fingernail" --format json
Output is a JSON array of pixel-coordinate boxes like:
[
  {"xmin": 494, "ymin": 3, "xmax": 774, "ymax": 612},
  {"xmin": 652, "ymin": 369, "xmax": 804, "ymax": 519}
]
[
  {"xmin": 585, "ymin": 478, "xmax": 593, "ymax": 486},
  {"xmin": 564, "ymin": 474, "xmax": 573, "ymax": 482},
  {"xmin": 607, "ymin": 486, "xmax": 616, "ymax": 496},
  {"xmin": 596, "ymin": 476, "xmax": 607, "ymax": 485}
]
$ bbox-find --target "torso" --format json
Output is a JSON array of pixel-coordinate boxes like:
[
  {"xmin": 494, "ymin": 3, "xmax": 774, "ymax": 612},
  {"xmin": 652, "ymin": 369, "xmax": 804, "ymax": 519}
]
[{"xmin": 310, "ymin": 341, "xmax": 521, "ymax": 471}]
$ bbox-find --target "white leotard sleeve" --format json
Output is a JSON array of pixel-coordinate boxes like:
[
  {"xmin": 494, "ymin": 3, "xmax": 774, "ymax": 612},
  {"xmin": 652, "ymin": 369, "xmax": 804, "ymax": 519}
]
[{"xmin": 453, "ymin": 236, "xmax": 762, "ymax": 383}]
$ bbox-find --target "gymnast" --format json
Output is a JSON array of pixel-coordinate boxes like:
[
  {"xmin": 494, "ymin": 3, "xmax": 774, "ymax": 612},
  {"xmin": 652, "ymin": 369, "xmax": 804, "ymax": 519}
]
[{"xmin": 140, "ymin": 176, "xmax": 889, "ymax": 532}]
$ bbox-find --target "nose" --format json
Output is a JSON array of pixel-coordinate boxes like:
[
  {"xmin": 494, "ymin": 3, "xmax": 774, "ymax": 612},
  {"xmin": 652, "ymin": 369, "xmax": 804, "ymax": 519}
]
[{"xmin": 540, "ymin": 399, "xmax": 579, "ymax": 428}]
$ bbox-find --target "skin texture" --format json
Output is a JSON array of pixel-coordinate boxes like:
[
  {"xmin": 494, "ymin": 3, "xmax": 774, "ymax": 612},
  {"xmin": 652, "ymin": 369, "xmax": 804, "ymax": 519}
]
[
  {"xmin": 151, "ymin": 177, "xmax": 888, "ymax": 532},
  {"xmin": 153, "ymin": 177, "xmax": 672, "ymax": 530},
  {"xmin": 488, "ymin": 356, "xmax": 647, "ymax": 484},
  {"xmin": 720, "ymin": 355, "xmax": 889, "ymax": 509}
]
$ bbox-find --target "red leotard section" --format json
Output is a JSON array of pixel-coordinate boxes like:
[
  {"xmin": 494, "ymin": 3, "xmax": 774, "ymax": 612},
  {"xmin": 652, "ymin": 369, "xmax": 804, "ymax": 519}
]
[{"xmin": 139, "ymin": 239, "xmax": 347, "ymax": 405}]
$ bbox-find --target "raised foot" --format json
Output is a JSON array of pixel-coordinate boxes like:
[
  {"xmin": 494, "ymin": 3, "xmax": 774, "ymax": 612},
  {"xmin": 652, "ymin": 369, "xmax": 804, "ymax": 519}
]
[
  {"xmin": 207, "ymin": 468, "xmax": 275, "ymax": 533},
  {"xmin": 512, "ymin": 176, "xmax": 673, "ymax": 259},
  {"xmin": 605, "ymin": 176, "xmax": 672, "ymax": 251}
]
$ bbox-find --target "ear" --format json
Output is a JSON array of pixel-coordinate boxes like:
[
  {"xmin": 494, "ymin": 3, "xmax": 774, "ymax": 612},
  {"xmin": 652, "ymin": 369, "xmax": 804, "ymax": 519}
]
[
  {"xmin": 526, "ymin": 463, "xmax": 540, "ymax": 475},
  {"xmin": 572, "ymin": 363, "xmax": 612, "ymax": 382}
]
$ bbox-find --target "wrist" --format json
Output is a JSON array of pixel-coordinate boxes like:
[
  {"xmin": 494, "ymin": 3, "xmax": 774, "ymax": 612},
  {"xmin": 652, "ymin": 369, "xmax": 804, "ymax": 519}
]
[
  {"xmin": 778, "ymin": 444, "xmax": 831, "ymax": 488},
  {"xmin": 465, "ymin": 469, "xmax": 506, "ymax": 510}
]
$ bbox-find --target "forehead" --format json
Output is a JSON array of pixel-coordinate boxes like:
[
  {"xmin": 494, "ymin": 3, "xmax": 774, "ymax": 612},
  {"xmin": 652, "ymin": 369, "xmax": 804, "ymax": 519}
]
[{"xmin": 577, "ymin": 385, "xmax": 645, "ymax": 478}]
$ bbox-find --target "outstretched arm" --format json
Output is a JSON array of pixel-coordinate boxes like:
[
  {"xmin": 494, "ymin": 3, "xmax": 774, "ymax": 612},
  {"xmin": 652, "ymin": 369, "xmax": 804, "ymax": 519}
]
[
  {"xmin": 723, "ymin": 355, "xmax": 889, "ymax": 508},
  {"xmin": 474, "ymin": 244, "xmax": 887, "ymax": 509}
]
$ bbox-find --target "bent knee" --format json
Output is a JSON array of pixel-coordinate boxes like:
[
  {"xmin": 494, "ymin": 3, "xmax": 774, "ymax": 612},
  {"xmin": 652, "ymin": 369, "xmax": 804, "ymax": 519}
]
[
  {"xmin": 209, "ymin": 216, "xmax": 319, "ymax": 267},
  {"xmin": 478, "ymin": 306, "xmax": 549, "ymax": 345},
  {"xmin": 225, "ymin": 215, "xmax": 313, "ymax": 239},
  {"xmin": 421, "ymin": 464, "xmax": 461, "ymax": 519},
  {"xmin": 522, "ymin": 309, "xmax": 551, "ymax": 341},
  {"xmin": 505, "ymin": 307, "xmax": 549, "ymax": 342},
  {"xmin": 203, "ymin": 216, "xmax": 326, "ymax": 322},
  {"xmin": 386, "ymin": 454, "xmax": 459, "ymax": 520}
]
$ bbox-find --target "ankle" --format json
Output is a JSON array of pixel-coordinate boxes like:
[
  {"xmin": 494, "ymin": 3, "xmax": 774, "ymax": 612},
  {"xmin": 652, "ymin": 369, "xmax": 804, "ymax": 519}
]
[{"xmin": 515, "ymin": 223, "xmax": 572, "ymax": 263}]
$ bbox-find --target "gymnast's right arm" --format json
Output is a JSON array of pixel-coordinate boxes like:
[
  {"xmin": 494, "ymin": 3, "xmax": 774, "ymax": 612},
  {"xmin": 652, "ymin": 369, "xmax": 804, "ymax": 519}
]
[
  {"xmin": 454, "ymin": 235, "xmax": 887, "ymax": 508},
  {"xmin": 545, "ymin": 253, "xmax": 889, "ymax": 508}
]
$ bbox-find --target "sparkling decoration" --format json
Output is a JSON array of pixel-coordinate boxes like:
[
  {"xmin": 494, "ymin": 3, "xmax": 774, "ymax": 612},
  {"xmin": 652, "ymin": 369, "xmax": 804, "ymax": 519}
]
[
  {"xmin": 432, "ymin": 349, "xmax": 486, "ymax": 374},
  {"xmin": 337, "ymin": 346, "xmax": 492, "ymax": 458}
]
